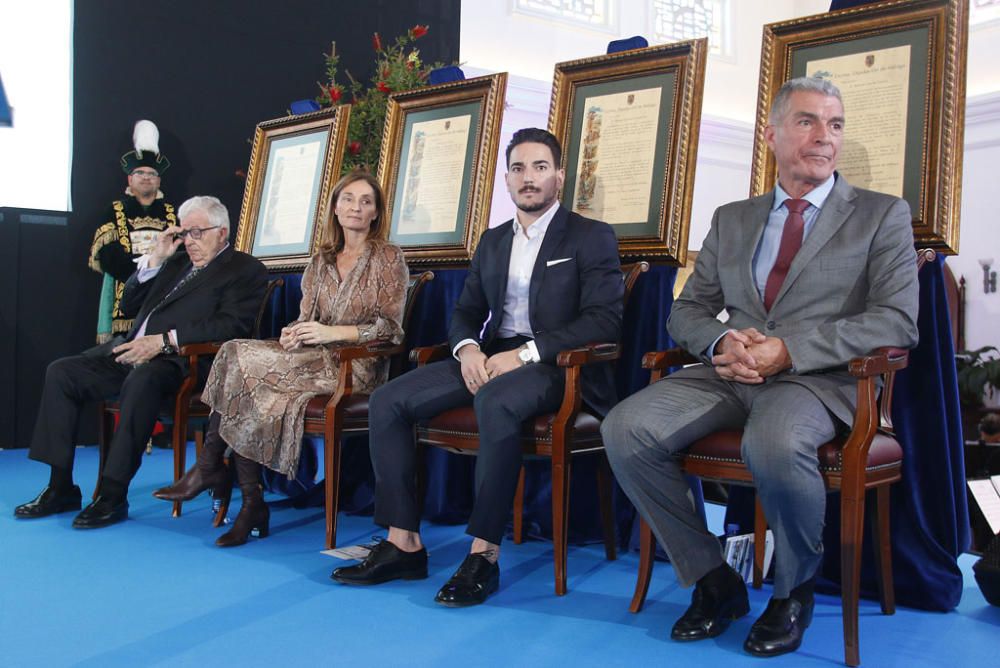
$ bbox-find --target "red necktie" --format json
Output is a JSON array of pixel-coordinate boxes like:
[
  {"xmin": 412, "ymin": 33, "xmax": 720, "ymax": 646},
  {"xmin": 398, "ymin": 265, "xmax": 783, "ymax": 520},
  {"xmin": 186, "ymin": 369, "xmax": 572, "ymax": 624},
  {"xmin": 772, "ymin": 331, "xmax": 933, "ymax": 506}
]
[{"xmin": 763, "ymin": 198, "xmax": 809, "ymax": 311}]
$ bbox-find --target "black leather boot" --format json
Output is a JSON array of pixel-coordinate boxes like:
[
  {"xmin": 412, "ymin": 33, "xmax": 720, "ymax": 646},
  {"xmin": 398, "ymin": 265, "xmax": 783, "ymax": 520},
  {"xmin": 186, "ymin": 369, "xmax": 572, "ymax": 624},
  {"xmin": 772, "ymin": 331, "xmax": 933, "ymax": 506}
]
[
  {"xmin": 216, "ymin": 453, "xmax": 269, "ymax": 548},
  {"xmin": 153, "ymin": 412, "xmax": 231, "ymax": 502}
]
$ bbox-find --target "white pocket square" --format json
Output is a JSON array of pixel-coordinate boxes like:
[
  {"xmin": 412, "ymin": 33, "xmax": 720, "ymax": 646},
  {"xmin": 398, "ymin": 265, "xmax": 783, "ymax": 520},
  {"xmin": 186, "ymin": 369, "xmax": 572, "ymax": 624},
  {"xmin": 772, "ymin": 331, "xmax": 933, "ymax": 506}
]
[{"xmin": 546, "ymin": 257, "xmax": 572, "ymax": 267}]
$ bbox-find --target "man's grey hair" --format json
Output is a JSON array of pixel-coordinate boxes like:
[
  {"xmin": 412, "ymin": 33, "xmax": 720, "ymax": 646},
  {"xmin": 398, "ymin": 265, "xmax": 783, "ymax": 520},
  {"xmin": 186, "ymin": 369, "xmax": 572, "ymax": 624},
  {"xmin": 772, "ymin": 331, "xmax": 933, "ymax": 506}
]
[
  {"xmin": 768, "ymin": 77, "xmax": 843, "ymax": 124},
  {"xmin": 177, "ymin": 195, "xmax": 230, "ymax": 232}
]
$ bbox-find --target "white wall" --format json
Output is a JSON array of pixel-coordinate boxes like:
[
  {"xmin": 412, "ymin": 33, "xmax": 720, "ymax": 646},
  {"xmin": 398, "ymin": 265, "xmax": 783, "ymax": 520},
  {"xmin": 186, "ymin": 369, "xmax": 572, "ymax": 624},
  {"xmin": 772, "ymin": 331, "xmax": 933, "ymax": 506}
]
[
  {"xmin": 947, "ymin": 92, "xmax": 1000, "ymax": 351},
  {"xmin": 0, "ymin": 1, "xmax": 73, "ymax": 211}
]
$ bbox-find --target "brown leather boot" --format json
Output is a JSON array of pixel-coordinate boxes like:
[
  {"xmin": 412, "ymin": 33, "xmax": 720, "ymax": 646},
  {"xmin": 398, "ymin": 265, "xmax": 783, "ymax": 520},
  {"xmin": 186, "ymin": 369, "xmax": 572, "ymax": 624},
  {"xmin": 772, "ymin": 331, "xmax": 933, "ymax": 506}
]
[
  {"xmin": 153, "ymin": 412, "xmax": 231, "ymax": 502},
  {"xmin": 216, "ymin": 453, "xmax": 269, "ymax": 548}
]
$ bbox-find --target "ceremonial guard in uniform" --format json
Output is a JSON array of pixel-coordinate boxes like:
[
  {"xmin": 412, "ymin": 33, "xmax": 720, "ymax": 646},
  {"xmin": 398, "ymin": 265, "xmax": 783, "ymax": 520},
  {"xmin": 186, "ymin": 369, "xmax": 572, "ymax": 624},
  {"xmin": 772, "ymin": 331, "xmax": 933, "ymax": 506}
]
[{"xmin": 89, "ymin": 120, "xmax": 177, "ymax": 343}]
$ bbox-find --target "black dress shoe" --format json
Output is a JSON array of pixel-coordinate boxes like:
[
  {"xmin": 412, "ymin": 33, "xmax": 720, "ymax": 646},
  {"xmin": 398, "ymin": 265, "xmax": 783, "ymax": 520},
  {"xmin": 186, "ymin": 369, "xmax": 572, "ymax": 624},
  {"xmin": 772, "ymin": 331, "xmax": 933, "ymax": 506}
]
[
  {"xmin": 671, "ymin": 563, "xmax": 750, "ymax": 641},
  {"xmin": 434, "ymin": 553, "xmax": 500, "ymax": 607},
  {"xmin": 743, "ymin": 596, "xmax": 814, "ymax": 657},
  {"xmin": 72, "ymin": 496, "xmax": 129, "ymax": 529},
  {"xmin": 331, "ymin": 540, "xmax": 428, "ymax": 585},
  {"xmin": 14, "ymin": 485, "xmax": 83, "ymax": 518}
]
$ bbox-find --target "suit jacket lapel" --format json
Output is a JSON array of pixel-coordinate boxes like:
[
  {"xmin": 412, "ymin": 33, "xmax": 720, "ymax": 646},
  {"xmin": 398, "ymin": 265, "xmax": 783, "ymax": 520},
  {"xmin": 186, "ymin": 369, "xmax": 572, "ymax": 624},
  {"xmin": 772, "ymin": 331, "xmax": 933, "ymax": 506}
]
[
  {"xmin": 772, "ymin": 177, "xmax": 855, "ymax": 308},
  {"xmin": 157, "ymin": 247, "xmax": 232, "ymax": 310},
  {"xmin": 492, "ymin": 221, "xmax": 514, "ymax": 316},
  {"xmin": 528, "ymin": 206, "xmax": 568, "ymax": 322},
  {"xmin": 740, "ymin": 195, "xmax": 772, "ymax": 318},
  {"xmin": 130, "ymin": 258, "xmax": 187, "ymax": 332}
]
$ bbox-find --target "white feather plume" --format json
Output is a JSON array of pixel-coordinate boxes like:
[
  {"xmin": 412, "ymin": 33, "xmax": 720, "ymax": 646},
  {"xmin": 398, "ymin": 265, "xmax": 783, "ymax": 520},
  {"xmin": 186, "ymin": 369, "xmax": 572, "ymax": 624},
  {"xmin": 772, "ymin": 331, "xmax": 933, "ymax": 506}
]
[{"xmin": 132, "ymin": 120, "xmax": 160, "ymax": 157}]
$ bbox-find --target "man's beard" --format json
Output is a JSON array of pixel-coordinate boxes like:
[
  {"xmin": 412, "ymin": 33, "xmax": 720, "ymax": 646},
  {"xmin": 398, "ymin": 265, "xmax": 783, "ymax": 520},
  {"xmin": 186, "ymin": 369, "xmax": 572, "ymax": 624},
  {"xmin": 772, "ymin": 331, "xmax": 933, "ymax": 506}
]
[{"xmin": 515, "ymin": 188, "xmax": 554, "ymax": 213}]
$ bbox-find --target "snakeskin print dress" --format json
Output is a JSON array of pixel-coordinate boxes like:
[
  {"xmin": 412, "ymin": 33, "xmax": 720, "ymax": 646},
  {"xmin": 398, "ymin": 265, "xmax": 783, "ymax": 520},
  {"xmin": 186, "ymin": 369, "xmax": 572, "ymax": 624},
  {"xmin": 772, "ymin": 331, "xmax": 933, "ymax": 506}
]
[{"xmin": 202, "ymin": 240, "xmax": 408, "ymax": 476}]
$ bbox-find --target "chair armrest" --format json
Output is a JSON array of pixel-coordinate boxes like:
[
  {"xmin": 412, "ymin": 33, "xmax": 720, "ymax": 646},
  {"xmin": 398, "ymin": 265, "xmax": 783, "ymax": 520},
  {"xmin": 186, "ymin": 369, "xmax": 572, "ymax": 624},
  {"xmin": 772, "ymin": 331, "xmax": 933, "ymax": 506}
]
[
  {"xmin": 556, "ymin": 342, "xmax": 620, "ymax": 367},
  {"xmin": 642, "ymin": 348, "xmax": 699, "ymax": 371},
  {"xmin": 410, "ymin": 343, "xmax": 450, "ymax": 365},
  {"xmin": 329, "ymin": 340, "xmax": 404, "ymax": 363},
  {"xmin": 848, "ymin": 347, "xmax": 909, "ymax": 378},
  {"xmin": 178, "ymin": 342, "xmax": 223, "ymax": 358}
]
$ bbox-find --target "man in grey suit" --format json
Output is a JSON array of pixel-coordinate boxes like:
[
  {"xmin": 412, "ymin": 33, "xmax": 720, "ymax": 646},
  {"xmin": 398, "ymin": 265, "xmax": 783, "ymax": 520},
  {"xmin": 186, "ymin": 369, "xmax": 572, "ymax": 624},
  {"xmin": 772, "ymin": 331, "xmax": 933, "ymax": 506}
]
[{"xmin": 601, "ymin": 77, "xmax": 919, "ymax": 658}]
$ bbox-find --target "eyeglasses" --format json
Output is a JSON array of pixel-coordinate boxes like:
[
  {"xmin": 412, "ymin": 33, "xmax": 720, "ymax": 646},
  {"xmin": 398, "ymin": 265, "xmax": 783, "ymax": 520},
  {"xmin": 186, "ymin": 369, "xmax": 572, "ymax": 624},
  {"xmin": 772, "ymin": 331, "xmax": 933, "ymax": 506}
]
[
  {"xmin": 177, "ymin": 225, "xmax": 222, "ymax": 240},
  {"xmin": 131, "ymin": 170, "xmax": 160, "ymax": 179}
]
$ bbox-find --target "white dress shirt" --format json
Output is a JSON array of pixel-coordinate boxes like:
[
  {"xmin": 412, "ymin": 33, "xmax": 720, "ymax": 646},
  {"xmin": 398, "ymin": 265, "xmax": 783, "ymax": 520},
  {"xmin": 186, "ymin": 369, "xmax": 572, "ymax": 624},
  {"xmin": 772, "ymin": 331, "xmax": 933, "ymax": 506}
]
[{"xmin": 453, "ymin": 201, "xmax": 561, "ymax": 362}]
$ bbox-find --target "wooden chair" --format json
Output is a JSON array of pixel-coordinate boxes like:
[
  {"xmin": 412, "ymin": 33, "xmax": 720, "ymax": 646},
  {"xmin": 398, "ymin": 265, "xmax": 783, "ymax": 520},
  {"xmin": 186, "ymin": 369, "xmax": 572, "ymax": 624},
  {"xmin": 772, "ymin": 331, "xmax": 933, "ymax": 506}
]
[
  {"xmin": 212, "ymin": 271, "xmax": 436, "ymax": 548},
  {"xmin": 98, "ymin": 278, "xmax": 283, "ymax": 518},
  {"xmin": 411, "ymin": 261, "xmax": 649, "ymax": 595},
  {"xmin": 629, "ymin": 249, "xmax": 936, "ymax": 667}
]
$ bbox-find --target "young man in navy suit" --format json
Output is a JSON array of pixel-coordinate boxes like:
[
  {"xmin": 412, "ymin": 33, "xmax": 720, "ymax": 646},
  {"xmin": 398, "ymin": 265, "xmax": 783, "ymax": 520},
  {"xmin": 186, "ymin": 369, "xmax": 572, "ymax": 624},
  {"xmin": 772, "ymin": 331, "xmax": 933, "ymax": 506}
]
[{"xmin": 333, "ymin": 128, "xmax": 623, "ymax": 606}]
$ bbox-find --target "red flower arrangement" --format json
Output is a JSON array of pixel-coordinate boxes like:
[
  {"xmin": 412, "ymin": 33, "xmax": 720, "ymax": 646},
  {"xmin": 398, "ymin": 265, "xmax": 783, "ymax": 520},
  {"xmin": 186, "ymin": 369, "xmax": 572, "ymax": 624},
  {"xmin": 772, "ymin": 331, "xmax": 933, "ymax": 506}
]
[{"xmin": 316, "ymin": 24, "xmax": 442, "ymax": 173}]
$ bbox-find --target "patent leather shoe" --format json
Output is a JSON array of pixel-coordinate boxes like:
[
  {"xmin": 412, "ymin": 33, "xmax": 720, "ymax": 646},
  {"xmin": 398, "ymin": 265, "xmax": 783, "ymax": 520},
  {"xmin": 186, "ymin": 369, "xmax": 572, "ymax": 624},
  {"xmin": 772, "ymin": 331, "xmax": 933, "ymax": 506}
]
[
  {"xmin": 14, "ymin": 485, "xmax": 83, "ymax": 518},
  {"xmin": 153, "ymin": 464, "xmax": 230, "ymax": 502},
  {"xmin": 671, "ymin": 563, "xmax": 750, "ymax": 641},
  {"xmin": 434, "ymin": 553, "xmax": 500, "ymax": 607},
  {"xmin": 72, "ymin": 496, "xmax": 129, "ymax": 529},
  {"xmin": 743, "ymin": 596, "xmax": 813, "ymax": 657},
  {"xmin": 331, "ymin": 540, "xmax": 428, "ymax": 585}
]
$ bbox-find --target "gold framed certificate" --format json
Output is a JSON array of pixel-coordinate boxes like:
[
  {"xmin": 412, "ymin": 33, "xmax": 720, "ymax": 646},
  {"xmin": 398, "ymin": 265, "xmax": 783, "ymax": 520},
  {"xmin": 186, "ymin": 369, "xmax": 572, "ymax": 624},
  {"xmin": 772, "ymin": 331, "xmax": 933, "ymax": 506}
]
[
  {"xmin": 549, "ymin": 39, "xmax": 707, "ymax": 265},
  {"xmin": 377, "ymin": 73, "xmax": 507, "ymax": 266},
  {"xmin": 751, "ymin": 0, "xmax": 968, "ymax": 255},
  {"xmin": 235, "ymin": 105, "xmax": 350, "ymax": 271}
]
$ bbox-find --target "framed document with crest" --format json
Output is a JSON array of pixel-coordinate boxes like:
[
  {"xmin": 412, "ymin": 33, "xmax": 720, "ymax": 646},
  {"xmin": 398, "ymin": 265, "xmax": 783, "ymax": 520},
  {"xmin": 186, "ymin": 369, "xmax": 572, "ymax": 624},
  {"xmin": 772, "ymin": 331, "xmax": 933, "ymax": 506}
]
[
  {"xmin": 377, "ymin": 73, "xmax": 507, "ymax": 266},
  {"xmin": 752, "ymin": 0, "xmax": 968, "ymax": 254},
  {"xmin": 235, "ymin": 105, "xmax": 350, "ymax": 271},
  {"xmin": 549, "ymin": 40, "xmax": 707, "ymax": 264}
]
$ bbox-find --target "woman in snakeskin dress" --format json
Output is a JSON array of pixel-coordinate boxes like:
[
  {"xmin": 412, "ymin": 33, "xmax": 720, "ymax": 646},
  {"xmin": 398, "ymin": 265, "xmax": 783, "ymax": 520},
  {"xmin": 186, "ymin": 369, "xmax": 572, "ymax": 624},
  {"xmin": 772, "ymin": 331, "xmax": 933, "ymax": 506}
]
[{"xmin": 154, "ymin": 170, "xmax": 409, "ymax": 547}]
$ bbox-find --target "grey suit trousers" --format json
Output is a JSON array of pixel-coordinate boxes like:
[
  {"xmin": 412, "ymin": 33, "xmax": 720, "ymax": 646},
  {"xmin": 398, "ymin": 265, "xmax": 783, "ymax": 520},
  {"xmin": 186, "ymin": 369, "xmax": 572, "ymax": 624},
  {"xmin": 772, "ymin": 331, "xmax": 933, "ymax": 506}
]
[{"xmin": 602, "ymin": 374, "xmax": 838, "ymax": 598}]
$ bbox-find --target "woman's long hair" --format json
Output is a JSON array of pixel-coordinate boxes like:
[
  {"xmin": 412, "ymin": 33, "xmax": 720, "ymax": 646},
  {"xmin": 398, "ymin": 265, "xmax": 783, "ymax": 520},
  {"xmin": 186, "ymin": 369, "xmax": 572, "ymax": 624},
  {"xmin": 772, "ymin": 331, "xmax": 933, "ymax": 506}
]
[{"xmin": 318, "ymin": 169, "xmax": 387, "ymax": 263}]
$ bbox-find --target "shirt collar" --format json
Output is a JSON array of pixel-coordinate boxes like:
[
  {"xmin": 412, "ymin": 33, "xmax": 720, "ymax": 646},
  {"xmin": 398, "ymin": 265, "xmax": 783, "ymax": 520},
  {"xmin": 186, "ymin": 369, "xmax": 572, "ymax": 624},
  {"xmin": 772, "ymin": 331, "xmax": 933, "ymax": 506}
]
[
  {"xmin": 513, "ymin": 200, "xmax": 560, "ymax": 240},
  {"xmin": 193, "ymin": 242, "xmax": 229, "ymax": 270},
  {"xmin": 771, "ymin": 174, "xmax": 836, "ymax": 212}
]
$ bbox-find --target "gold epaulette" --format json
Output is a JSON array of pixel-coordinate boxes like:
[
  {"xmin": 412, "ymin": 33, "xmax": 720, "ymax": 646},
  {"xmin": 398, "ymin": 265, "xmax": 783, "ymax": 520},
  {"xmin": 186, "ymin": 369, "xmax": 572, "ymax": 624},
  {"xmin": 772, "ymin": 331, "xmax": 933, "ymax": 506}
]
[
  {"xmin": 112, "ymin": 319, "xmax": 134, "ymax": 334},
  {"xmin": 89, "ymin": 222, "xmax": 119, "ymax": 272}
]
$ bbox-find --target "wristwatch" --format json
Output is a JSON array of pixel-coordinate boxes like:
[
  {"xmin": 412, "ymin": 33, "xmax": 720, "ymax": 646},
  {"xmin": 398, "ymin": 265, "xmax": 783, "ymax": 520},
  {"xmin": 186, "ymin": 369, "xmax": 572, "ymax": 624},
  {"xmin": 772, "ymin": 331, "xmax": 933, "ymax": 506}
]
[
  {"xmin": 517, "ymin": 344, "xmax": 535, "ymax": 365},
  {"xmin": 161, "ymin": 332, "xmax": 177, "ymax": 356}
]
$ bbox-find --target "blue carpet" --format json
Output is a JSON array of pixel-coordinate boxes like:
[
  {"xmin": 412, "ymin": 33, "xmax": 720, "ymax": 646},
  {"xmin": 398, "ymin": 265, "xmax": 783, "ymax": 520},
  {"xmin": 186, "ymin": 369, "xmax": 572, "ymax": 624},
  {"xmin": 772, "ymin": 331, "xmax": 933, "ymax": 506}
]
[{"xmin": 1, "ymin": 445, "xmax": 997, "ymax": 667}]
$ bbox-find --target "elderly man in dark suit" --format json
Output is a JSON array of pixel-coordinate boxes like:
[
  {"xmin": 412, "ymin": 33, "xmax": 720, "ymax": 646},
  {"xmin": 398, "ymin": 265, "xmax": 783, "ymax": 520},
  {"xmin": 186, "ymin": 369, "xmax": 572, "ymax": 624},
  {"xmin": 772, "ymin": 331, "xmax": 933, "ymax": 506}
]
[
  {"xmin": 15, "ymin": 195, "xmax": 268, "ymax": 529},
  {"xmin": 601, "ymin": 77, "xmax": 920, "ymax": 657},
  {"xmin": 332, "ymin": 128, "xmax": 623, "ymax": 606}
]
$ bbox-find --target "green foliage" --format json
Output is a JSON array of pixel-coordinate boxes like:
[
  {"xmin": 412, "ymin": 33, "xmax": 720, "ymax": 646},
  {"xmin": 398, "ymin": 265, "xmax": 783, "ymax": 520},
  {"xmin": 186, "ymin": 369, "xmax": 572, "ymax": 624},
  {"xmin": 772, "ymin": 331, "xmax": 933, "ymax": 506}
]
[
  {"xmin": 316, "ymin": 25, "xmax": 441, "ymax": 175},
  {"xmin": 956, "ymin": 346, "xmax": 1000, "ymax": 407}
]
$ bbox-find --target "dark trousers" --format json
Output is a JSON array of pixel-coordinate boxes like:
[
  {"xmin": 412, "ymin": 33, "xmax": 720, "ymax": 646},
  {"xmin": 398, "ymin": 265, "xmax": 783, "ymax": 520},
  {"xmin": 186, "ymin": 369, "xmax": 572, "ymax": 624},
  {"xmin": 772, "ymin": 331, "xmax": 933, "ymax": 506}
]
[
  {"xmin": 369, "ymin": 338, "xmax": 565, "ymax": 545},
  {"xmin": 28, "ymin": 352, "xmax": 184, "ymax": 488}
]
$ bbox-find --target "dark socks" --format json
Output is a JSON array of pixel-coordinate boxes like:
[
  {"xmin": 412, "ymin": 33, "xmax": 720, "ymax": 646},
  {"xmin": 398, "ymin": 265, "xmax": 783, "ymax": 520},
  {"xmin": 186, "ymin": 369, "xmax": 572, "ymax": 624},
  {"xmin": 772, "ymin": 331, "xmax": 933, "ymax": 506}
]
[
  {"xmin": 48, "ymin": 466, "xmax": 73, "ymax": 492},
  {"xmin": 99, "ymin": 478, "xmax": 127, "ymax": 505},
  {"xmin": 789, "ymin": 577, "xmax": 815, "ymax": 606},
  {"xmin": 699, "ymin": 562, "xmax": 739, "ymax": 589}
]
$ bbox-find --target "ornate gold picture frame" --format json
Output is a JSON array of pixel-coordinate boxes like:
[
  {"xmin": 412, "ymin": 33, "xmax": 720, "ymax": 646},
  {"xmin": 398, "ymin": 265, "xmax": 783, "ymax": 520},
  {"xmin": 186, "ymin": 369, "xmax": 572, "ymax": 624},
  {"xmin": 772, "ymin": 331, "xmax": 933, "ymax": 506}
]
[
  {"xmin": 377, "ymin": 73, "xmax": 507, "ymax": 266},
  {"xmin": 235, "ymin": 105, "xmax": 350, "ymax": 271},
  {"xmin": 752, "ymin": 0, "xmax": 968, "ymax": 254},
  {"xmin": 548, "ymin": 39, "xmax": 707, "ymax": 265}
]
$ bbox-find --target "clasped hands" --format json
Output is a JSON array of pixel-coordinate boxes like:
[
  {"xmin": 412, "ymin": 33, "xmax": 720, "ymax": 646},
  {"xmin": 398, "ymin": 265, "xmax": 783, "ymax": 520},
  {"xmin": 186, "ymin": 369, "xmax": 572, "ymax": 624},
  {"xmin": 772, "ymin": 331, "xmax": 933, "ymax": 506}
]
[
  {"xmin": 712, "ymin": 328, "xmax": 791, "ymax": 384},
  {"xmin": 279, "ymin": 321, "xmax": 349, "ymax": 350},
  {"xmin": 458, "ymin": 345, "xmax": 522, "ymax": 395}
]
